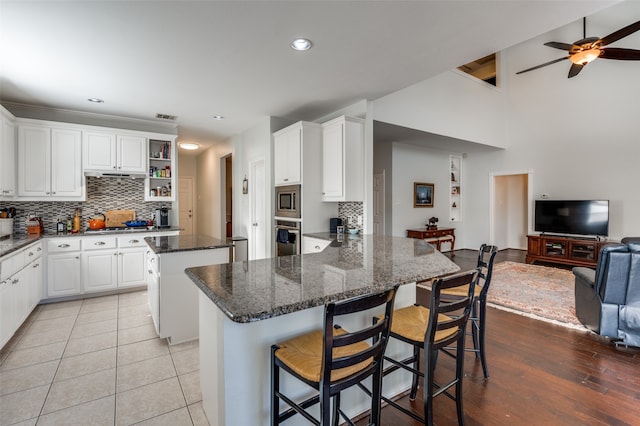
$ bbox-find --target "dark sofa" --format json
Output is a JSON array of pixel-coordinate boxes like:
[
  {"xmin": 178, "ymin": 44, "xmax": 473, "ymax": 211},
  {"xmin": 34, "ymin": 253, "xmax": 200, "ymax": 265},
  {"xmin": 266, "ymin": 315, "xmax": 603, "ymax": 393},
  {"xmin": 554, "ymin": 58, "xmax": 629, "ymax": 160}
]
[{"xmin": 573, "ymin": 241, "xmax": 640, "ymax": 347}]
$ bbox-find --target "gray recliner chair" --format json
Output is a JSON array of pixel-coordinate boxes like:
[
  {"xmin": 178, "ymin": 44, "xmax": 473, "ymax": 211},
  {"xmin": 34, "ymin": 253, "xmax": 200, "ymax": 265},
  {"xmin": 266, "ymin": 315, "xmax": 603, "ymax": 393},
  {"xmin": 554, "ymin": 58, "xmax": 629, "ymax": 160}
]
[{"xmin": 573, "ymin": 241, "xmax": 640, "ymax": 347}]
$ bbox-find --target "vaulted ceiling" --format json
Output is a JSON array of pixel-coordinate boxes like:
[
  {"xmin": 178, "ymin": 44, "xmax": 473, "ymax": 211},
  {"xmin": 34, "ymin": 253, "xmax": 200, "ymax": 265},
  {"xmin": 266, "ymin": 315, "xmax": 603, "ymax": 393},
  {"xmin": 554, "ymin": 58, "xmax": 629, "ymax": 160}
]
[{"xmin": 0, "ymin": 1, "xmax": 620, "ymax": 149}]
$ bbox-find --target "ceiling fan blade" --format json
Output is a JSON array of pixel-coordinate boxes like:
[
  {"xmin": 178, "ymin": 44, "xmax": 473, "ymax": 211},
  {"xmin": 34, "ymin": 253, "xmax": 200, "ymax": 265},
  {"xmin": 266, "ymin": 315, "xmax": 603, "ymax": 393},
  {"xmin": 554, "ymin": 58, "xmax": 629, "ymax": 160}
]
[
  {"xmin": 516, "ymin": 57, "xmax": 568, "ymax": 75},
  {"xmin": 598, "ymin": 20, "xmax": 640, "ymax": 46},
  {"xmin": 600, "ymin": 47, "xmax": 640, "ymax": 60},
  {"xmin": 544, "ymin": 41, "xmax": 574, "ymax": 51},
  {"xmin": 568, "ymin": 63, "xmax": 584, "ymax": 78}
]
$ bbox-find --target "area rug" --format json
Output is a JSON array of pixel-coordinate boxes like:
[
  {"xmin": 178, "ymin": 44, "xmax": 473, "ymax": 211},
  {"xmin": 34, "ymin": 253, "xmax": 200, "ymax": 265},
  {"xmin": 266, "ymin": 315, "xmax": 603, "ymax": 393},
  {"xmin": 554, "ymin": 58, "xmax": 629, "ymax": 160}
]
[{"xmin": 486, "ymin": 261, "xmax": 586, "ymax": 331}]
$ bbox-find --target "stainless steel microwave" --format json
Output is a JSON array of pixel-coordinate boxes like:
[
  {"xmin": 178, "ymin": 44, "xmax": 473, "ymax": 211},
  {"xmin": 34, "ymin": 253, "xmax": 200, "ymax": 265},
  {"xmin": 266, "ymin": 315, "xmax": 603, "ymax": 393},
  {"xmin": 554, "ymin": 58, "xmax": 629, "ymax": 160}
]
[{"xmin": 275, "ymin": 184, "xmax": 301, "ymax": 218}]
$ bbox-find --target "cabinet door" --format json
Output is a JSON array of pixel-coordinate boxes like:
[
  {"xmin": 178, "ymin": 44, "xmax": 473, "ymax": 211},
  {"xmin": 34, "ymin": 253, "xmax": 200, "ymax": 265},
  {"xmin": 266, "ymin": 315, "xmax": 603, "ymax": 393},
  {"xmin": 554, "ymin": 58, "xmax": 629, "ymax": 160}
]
[
  {"xmin": 274, "ymin": 128, "xmax": 301, "ymax": 185},
  {"xmin": 118, "ymin": 135, "xmax": 147, "ymax": 173},
  {"xmin": 51, "ymin": 127, "xmax": 83, "ymax": 197},
  {"xmin": 1, "ymin": 117, "xmax": 16, "ymax": 198},
  {"xmin": 18, "ymin": 125, "xmax": 51, "ymax": 197},
  {"xmin": 29, "ymin": 258, "xmax": 43, "ymax": 311},
  {"xmin": 47, "ymin": 253, "xmax": 81, "ymax": 297},
  {"xmin": 0, "ymin": 278, "xmax": 17, "ymax": 348},
  {"xmin": 83, "ymin": 131, "xmax": 117, "ymax": 171},
  {"xmin": 12, "ymin": 267, "xmax": 30, "ymax": 326},
  {"xmin": 118, "ymin": 248, "xmax": 146, "ymax": 288},
  {"xmin": 322, "ymin": 121, "xmax": 344, "ymax": 200},
  {"xmin": 82, "ymin": 250, "xmax": 118, "ymax": 293}
]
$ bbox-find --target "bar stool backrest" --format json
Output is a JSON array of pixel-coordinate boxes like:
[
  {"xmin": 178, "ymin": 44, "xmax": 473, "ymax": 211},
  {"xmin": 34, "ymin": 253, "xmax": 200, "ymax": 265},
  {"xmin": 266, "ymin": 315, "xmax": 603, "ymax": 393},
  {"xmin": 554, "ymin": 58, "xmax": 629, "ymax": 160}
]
[
  {"xmin": 476, "ymin": 244, "xmax": 498, "ymax": 299},
  {"xmin": 322, "ymin": 287, "xmax": 398, "ymax": 392},
  {"xmin": 427, "ymin": 269, "xmax": 479, "ymax": 351}
]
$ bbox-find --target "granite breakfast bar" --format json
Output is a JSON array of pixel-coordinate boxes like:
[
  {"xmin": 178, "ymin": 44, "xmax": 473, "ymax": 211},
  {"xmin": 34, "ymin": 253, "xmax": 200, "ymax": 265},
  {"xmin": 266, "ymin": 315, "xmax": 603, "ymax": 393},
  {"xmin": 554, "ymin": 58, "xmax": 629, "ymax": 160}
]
[{"xmin": 186, "ymin": 234, "xmax": 460, "ymax": 425}]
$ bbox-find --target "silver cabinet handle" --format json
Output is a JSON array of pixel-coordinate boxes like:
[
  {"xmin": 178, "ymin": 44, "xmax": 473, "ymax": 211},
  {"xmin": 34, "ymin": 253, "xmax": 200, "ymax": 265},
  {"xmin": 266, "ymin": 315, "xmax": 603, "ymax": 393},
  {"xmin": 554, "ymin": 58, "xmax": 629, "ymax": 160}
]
[
  {"xmin": 315, "ymin": 245, "xmax": 320, "ymax": 250},
  {"xmin": 58, "ymin": 243, "xmax": 70, "ymax": 248},
  {"xmin": 148, "ymin": 270, "xmax": 153, "ymax": 274},
  {"xmin": 37, "ymin": 247, "xmax": 42, "ymax": 252},
  {"xmin": 284, "ymin": 178, "xmax": 289, "ymax": 182},
  {"xmin": 12, "ymin": 278, "xmax": 19, "ymax": 284},
  {"xmin": 95, "ymin": 241, "xmax": 106, "ymax": 246},
  {"xmin": 52, "ymin": 192, "xmax": 56, "ymax": 195},
  {"xmin": 28, "ymin": 251, "xmax": 34, "ymax": 256},
  {"xmin": 129, "ymin": 240, "xmax": 139, "ymax": 244}
]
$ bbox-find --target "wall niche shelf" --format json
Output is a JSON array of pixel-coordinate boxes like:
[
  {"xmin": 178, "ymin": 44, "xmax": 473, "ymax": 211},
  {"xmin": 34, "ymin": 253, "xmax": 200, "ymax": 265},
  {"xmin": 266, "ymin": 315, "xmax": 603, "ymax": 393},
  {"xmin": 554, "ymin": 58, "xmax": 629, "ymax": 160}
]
[{"xmin": 449, "ymin": 155, "xmax": 462, "ymax": 222}]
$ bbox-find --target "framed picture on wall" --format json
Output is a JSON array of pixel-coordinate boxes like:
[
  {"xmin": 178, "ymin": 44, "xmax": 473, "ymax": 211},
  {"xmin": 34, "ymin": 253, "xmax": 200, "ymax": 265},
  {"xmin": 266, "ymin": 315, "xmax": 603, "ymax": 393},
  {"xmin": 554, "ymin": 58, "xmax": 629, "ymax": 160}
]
[{"xmin": 414, "ymin": 182, "xmax": 434, "ymax": 208}]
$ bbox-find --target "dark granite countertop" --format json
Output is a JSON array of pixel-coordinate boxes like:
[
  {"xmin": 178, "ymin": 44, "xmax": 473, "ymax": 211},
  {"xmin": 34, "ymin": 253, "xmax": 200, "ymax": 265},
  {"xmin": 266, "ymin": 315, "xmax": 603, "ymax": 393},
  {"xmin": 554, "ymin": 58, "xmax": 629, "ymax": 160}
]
[
  {"xmin": 0, "ymin": 227, "xmax": 182, "ymax": 258},
  {"xmin": 186, "ymin": 234, "xmax": 460, "ymax": 323},
  {"xmin": 145, "ymin": 234, "xmax": 231, "ymax": 254}
]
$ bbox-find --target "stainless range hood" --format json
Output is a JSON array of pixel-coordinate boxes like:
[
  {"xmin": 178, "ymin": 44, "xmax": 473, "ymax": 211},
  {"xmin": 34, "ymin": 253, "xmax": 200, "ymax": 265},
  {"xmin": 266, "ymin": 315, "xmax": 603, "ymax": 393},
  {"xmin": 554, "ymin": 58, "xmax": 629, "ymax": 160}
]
[{"xmin": 84, "ymin": 171, "xmax": 147, "ymax": 179}]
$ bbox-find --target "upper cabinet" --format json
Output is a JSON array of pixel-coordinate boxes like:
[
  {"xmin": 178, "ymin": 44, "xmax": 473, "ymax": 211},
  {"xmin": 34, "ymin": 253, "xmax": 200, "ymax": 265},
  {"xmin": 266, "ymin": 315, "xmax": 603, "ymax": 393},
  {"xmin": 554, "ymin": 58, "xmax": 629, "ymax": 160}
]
[
  {"xmin": 17, "ymin": 123, "xmax": 84, "ymax": 200},
  {"xmin": 83, "ymin": 131, "xmax": 147, "ymax": 174},
  {"xmin": 0, "ymin": 107, "xmax": 16, "ymax": 199},
  {"xmin": 273, "ymin": 124, "xmax": 303, "ymax": 186},
  {"xmin": 321, "ymin": 116, "xmax": 364, "ymax": 202}
]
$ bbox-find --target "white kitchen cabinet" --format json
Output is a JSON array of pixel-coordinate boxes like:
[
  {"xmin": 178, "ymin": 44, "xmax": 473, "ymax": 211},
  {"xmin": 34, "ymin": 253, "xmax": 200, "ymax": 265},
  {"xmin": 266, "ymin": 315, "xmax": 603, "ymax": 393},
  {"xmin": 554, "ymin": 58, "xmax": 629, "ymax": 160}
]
[
  {"xmin": 321, "ymin": 116, "xmax": 364, "ymax": 202},
  {"xmin": 0, "ymin": 107, "xmax": 16, "ymax": 199},
  {"xmin": 118, "ymin": 235, "xmax": 147, "ymax": 288},
  {"xmin": 47, "ymin": 239, "xmax": 82, "ymax": 298},
  {"xmin": 82, "ymin": 250, "xmax": 118, "ymax": 293},
  {"xmin": 0, "ymin": 241, "xmax": 44, "ymax": 349},
  {"xmin": 83, "ymin": 131, "xmax": 147, "ymax": 173},
  {"xmin": 274, "ymin": 123, "xmax": 308, "ymax": 186},
  {"xmin": 17, "ymin": 123, "xmax": 84, "ymax": 200}
]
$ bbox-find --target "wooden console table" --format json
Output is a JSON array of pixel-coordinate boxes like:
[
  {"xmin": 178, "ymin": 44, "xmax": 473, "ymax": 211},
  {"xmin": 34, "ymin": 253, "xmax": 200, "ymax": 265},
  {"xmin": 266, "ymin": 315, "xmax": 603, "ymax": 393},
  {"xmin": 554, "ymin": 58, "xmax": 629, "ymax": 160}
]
[
  {"xmin": 526, "ymin": 234, "xmax": 612, "ymax": 268},
  {"xmin": 406, "ymin": 228, "xmax": 455, "ymax": 256}
]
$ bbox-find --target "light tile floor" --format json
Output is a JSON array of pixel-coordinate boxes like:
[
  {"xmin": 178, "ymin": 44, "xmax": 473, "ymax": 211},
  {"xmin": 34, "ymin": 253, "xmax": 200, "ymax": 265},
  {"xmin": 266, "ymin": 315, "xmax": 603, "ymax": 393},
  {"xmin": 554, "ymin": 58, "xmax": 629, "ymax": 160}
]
[{"xmin": 0, "ymin": 291, "xmax": 209, "ymax": 426}]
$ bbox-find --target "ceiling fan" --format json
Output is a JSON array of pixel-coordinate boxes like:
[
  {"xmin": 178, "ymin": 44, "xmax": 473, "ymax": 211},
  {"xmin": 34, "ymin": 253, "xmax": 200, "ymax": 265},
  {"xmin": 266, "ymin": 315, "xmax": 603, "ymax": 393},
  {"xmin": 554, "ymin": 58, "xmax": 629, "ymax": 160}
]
[{"xmin": 516, "ymin": 18, "xmax": 640, "ymax": 78}]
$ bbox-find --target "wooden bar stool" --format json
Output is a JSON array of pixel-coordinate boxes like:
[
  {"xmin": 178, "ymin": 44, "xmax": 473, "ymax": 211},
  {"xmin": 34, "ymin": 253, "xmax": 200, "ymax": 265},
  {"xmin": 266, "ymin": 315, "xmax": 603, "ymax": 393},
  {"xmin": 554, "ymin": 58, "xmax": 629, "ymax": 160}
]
[
  {"xmin": 378, "ymin": 269, "xmax": 478, "ymax": 426},
  {"xmin": 271, "ymin": 286, "xmax": 398, "ymax": 426},
  {"xmin": 441, "ymin": 244, "xmax": 497, "ymax": 378}
]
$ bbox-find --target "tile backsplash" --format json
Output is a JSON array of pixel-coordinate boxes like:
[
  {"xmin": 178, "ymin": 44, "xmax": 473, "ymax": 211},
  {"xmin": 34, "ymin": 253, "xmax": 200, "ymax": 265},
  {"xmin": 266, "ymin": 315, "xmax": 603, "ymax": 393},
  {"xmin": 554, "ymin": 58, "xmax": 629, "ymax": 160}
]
[
  {"xmin": 1, "ymin": 177, "xmax": 168, "ymax": 236},
  {"xmin": 338, "ymin": 202, "xmax": 363, "ymax": 229}
]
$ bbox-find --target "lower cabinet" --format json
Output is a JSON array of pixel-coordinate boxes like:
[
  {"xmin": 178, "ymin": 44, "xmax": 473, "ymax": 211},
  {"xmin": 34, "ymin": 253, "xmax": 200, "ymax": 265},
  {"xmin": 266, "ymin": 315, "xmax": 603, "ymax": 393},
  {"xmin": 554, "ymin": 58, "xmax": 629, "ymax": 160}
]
[
  {"xmin": 82, "ymin": 250, "xmax": 118, "ymax": 293},
  {"xmin": 47, "ymin": 239, "xmax": 82, "ymax": 298},
  {"xmin": 118, "ymin": 248, "xmax": 146, "ymax": 288},
  {"xmin": 0, "ymin": 241, "xmax": 44, "ymax": 349}
]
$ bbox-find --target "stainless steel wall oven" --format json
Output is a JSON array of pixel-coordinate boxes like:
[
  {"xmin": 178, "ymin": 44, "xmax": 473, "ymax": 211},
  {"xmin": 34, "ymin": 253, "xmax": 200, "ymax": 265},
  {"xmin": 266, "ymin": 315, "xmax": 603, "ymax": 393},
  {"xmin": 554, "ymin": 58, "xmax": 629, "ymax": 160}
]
[{"xmin": 275, "ymin": 219, "xmax": 301, "ymax": 256}]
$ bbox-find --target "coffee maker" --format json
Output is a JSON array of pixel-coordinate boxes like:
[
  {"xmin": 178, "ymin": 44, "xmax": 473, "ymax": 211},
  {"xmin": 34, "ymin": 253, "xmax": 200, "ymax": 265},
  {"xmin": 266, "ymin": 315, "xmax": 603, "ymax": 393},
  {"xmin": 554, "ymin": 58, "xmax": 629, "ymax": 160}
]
[{"xmin": 155, "ymin": 207, "xmax": 171, "ymax": 228}]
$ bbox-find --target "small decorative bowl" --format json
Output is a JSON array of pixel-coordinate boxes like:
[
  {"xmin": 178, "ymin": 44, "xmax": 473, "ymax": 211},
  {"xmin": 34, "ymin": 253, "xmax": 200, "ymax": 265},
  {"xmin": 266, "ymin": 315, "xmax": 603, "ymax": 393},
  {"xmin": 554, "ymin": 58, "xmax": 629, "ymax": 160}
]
[{"xmin": 348, "ymin": 228, "xmax": 359, "ymax": 235}]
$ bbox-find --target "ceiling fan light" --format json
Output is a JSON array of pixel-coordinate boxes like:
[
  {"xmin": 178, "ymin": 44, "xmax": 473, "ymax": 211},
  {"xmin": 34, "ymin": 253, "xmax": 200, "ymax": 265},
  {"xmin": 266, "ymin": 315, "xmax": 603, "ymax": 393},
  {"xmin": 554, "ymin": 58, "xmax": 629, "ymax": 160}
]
[{"xmin": 570, "ymin": 48, "xmax": 601, "ymax": 65}]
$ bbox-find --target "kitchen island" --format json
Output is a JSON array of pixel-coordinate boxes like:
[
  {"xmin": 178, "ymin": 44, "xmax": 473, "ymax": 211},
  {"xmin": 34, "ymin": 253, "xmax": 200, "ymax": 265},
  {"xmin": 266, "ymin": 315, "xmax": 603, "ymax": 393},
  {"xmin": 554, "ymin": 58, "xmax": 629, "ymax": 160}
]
[
  {"xmin": 145, "ymin": 234, "xmax": 231, "ymax": 345},
  {"xmin": 186, "ymin": 234, "xmax": 460, "ymax": 425}
]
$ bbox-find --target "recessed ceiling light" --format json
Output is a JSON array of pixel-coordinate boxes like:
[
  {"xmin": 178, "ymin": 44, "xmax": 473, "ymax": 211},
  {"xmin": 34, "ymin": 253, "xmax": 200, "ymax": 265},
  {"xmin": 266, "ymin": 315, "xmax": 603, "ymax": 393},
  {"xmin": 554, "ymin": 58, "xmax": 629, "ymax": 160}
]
[
  {"xmin": 179, "ymin": 142, "xmax": 200, "ymax": 151},
  {"xmin": 290, "ymin": 38, "xmax": 312, "ymax": 51},
  {"xmin": 87, "ymin": 98, "xmax": 104, "ymax": 103},
  {"xmin": 212, "ymin": 115, "xmax": 224, "ymax": 120}
]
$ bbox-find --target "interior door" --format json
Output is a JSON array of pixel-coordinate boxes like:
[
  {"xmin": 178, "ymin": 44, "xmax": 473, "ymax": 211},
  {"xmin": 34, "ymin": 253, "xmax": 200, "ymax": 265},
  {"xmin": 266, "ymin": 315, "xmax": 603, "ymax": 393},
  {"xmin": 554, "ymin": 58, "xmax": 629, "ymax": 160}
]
[
  {"xmin": 250, "ymin": 158, "xmax": 266, "ymax": 260},
  {"xmin": 179, "ymin": 177, "xmax": 194, "ymax": 235}
]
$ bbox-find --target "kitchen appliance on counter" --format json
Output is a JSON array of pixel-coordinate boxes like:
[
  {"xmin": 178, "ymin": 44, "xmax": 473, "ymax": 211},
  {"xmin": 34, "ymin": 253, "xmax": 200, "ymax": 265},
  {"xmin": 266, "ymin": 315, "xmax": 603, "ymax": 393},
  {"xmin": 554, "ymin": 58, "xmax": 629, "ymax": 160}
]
[
  {"xmin": 275, "ymin": 219, "xmax": 301, "ymax": 256},
  {"xmin": 275, "ymin": 185, "xmax": 301, "ymax": 218},
  {"xmin": 329, "ymin": 217, "xmax": 342, "ymax": 233},
  {"xmin": 155, "ymin": 207, "xmax": 172, "ymax": 228}
]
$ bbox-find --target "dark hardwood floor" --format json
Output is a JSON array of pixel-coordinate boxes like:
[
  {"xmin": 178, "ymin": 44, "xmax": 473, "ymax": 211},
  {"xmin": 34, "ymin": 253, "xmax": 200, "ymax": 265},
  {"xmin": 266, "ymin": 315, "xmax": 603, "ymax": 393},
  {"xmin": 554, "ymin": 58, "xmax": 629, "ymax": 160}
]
[{"xmin": 357, "ymin": 249, "xmax": 640, "ymax": 426}]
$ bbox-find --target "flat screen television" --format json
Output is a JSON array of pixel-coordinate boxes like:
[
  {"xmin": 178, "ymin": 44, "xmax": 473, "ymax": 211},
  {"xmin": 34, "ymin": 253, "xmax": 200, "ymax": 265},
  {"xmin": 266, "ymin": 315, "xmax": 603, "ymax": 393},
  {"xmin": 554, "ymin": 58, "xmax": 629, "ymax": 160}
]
[{"xmin": 534, "ymin": 200, "xmax": 609, "ymax": 237}]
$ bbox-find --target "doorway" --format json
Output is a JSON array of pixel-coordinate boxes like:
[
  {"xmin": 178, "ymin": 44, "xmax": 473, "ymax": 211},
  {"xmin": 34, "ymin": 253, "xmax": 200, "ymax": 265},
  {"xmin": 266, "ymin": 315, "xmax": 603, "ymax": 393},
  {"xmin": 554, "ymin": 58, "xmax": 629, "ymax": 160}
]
[
  {"xmin": 221, "ymin": 154, "xmax": 233, "ymax": 239},
  {"xmin": 249, "ymin": 158, "xmax": 266, "ymax": 260},
  {"xmin": 490, "ymin": 172, "xmax": 531, "ymax": 250}
]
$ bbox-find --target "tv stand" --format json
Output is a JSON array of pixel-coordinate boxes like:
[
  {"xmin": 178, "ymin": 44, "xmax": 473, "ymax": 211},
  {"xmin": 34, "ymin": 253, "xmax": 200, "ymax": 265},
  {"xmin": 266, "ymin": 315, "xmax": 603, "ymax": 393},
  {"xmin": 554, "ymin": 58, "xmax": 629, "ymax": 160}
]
[{"xmin": 526, "ymin": 234, "xmax": 612, "ymax": 268}]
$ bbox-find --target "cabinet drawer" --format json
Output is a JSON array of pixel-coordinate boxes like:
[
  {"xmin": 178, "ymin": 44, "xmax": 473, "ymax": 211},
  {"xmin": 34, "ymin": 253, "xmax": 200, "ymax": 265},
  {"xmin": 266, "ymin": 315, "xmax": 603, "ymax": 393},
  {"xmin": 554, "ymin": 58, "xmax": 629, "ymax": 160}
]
[
  {"xmin": 25, "ymin": 242, "xmax": 44, "ymax": 260},
  {"xmin": 83, "ymin": 237, "xmax": 117, "ymax": 251},
  {"xmin": 48, "ymin": 239, "xmax": 81, "ymax": 252},
  {"xmin": 118, "ymin": 236, "xmax": 146, "ymax": 248}
]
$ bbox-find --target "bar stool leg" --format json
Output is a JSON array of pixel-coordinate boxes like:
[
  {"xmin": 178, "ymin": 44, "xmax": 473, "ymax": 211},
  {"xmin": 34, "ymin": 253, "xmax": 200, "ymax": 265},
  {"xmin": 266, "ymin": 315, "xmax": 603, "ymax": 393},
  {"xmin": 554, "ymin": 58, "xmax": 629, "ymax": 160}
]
[{"xmin": 409, "ymin": 345, "xmax": 420, "ymax": 400}]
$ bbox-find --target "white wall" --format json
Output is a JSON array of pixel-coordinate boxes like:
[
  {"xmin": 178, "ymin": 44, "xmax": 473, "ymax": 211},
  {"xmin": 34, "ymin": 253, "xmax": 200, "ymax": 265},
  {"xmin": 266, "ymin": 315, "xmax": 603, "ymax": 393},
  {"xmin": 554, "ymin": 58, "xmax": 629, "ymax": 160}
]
[
  {"xmin": 373, "ymin": 70, "xmax": 507, "ymax": 149},
  {"xmin": 373, "ymin": 140, "xmax": 393, "ymax": 235},
  {"xmin": 390, "ymin": 143, "xmax": 455, "ymax": 237}
]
